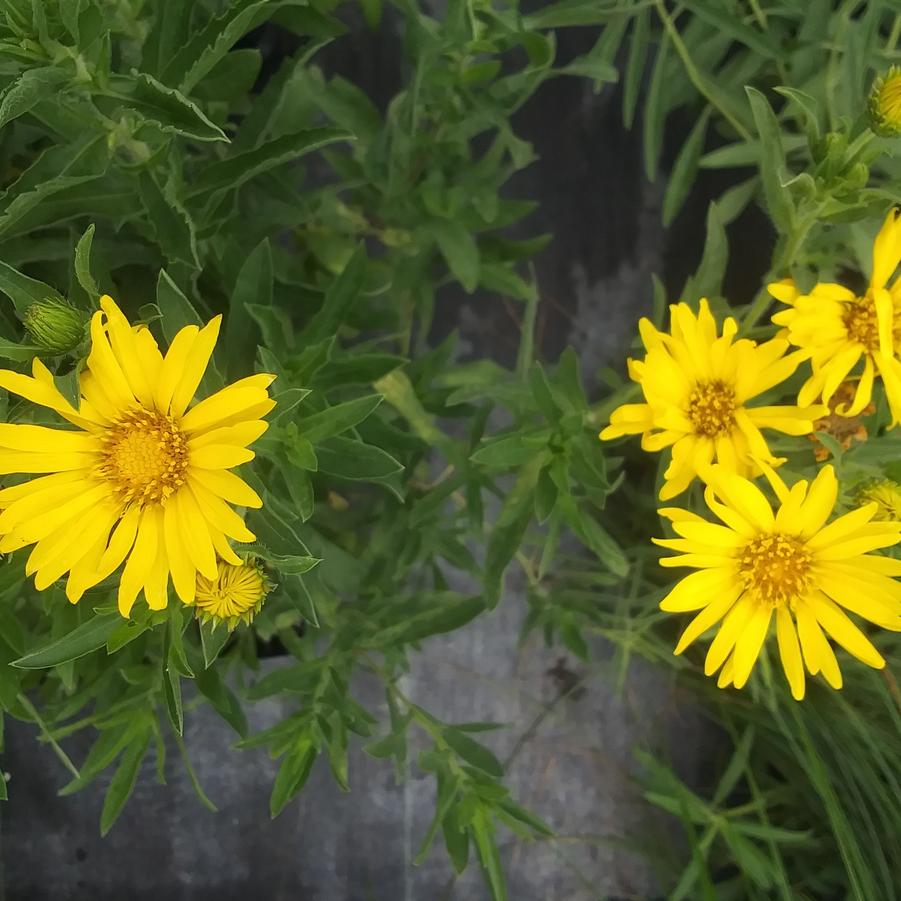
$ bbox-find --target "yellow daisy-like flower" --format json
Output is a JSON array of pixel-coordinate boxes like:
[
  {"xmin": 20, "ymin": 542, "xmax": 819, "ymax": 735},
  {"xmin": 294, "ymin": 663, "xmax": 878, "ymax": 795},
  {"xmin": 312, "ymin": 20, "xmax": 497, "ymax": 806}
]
[
  {"xmin": 599, "ymin": 300, "xmax": 824, "ymax": 499},
  {"xmin": 868, "ymin": 66, "xmax": 901, "ymax": 137},
  {"xmin": 769, "ymin": 208, "xmax": 901, "ymax": 423},
  {"xmin": 656, "ymin": 463, "xmax": 901, "ymax": 700},
  {"xmin": 195, "ymin": 558, "xmax": 270, "ymax": 630},
  {"xmin": 0, "ymin": 295, "xmax": 274, "ymax": 617}
]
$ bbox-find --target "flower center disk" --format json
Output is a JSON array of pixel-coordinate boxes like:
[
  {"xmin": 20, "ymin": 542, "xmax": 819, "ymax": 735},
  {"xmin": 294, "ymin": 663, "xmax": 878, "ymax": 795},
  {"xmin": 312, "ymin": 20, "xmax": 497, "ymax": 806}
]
[
  {"xmin": 843, "ymin": 297, "xmax": 883, "ymax": 353},
  {"xmin": 687, "ymin": 380, "xmax": 736, "ymax": 437},
  {"xmin": 738, "ymin": 532, "xmax": 812, "ymax": 608},
  {"xmin": 99, "ymin": 409, "xmax": 188, "ymax": 505}
]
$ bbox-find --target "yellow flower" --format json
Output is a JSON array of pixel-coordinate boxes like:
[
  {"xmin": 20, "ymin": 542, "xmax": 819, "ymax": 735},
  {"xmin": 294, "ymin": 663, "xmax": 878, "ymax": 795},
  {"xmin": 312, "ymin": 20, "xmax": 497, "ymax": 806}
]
[
  {"xmin": 855, "ymin": 478, "xmax": 901, "ymax": 522},
  {"xmin": 769, "ymin": 207, "xmax": 901, "ymax": 424},
  {"xmin": 195, "ymin": 558, "xmax": 270, "ymax": 630},
  {"xmin": 868, "ymin": 66, "xmax": 901, "ymax": 137},
  {"xmin": 0, "ymin": 295, "xmax": 274, "ymax": 617},
  {"xmin": 656, "ymin": 463, "xmax": 901, "ymax": 700},
  {"xmin": 599, "ymin": 300, "xmax": 824, "ymax": 500}
]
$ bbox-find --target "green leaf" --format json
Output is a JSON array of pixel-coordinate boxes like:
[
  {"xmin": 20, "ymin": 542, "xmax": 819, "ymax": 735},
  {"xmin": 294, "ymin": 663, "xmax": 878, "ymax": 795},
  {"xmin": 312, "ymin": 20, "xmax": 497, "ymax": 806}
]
[
  {"xmin": 471, "ymin": 808, "xmax": 508, "ymax": 901},
  {"xmin": 431, "ymin": 219, "xmax": 479, "ymax": 293},
  {"xmin": 140, "ymin": 172, "xmax": 200, "ymax": 270},
  {"xmin": 442, "ymin": 805, "xmax": 470, "ymax": 873},
  {"xmin": 560, "ymin": 498, "xmax": 628, "ymax": 578},
  {"xmin": 0, "ymin": 260, "xmax": 65, "ymax": 315},
  {"xmin": 315, "ymin": 436, "xmax": 403, "ymax": 480},
  {"xmin": 299, "ymin": 244, "xmax": 367, "ymax": 347},
  {"xmin": 642, "ymin": 34, "xmax": 670, "ymax": 181},
  {"xmin": 623, "ymin": 8, "xmax": 649, "ymax": 129},
  {"xmin": 301, "ymin": 395, "xmax": 384, "ymax": 444},
  {"xmin": 13, "ymin": 613, "xmax": 119, "ymax": 669},
  {"xmin": 663, "ymin": 110, "xmax": 709, "ymax": 227},
  {"xmin": 156, "ymin": 269, "xmax": 202, "ymax": 342},
  {"xmin": 681, "ymin": 0, "xmax": 780, "ymax": 59},
  {"xmin": 471, "ymin": 433, "xmax": 550, "ymax": 468},
  {"xmin": 74, "ymin": 223, "xmax": 100, "ymax": 298},
  {"xmin": 163, "ymin": 665, "xmax": 183, "ymax": 736},
  {"xmin": 0, "ymin": 67, "xmax": 68, "ymax": 130},
  {"xmin": 684, "ymin": 202, "xmax": 728, "ymax": 300},
  {"xmin": 261, "ymin": 551, "xmax": 321, "ymax": 576},
  {"xmin": 746, "ymin": 87, "xmax": 795, "ymax": 233},
  {"xmin": 270, "ymin": 740, "xmax": 318, "ymax": 817},
  {"xmin": 443, "ymin": 729, "xmax": 503, "ymax": 777},
  {"xmin": 483, "ymin": 458, "xmax": 544, "ymax": 607},
  {"xmin": 100, "ymin": 731, "xmax": 151, "ymax": 836},
  {"xmin": 190, "ymin": 127, "xmax": 351, "ymax": 198},
  {"xmin": 199, "ymin": 620, "xmax": 231, "ymax": 668},
  {"xmin": 119, "ymin": 71, "xmax": 228, "ymax": 142},
  {"xmin": 0, "ymin": 337, "xmax": 44, "ymax": 361},
  {"xmin": 367, "ymin": 595, "xmax": 484, "ymax": 647},
  {"xmin": 227, "ymin": 238, "xmax": 271, "ymax": 378},
  {"xmin": 194, "ymin": 665, "xmax": 248, "ymax": 737},
  {"xmin": 193, "ymin": 48, "xmax": 262, "ymax": 102}
]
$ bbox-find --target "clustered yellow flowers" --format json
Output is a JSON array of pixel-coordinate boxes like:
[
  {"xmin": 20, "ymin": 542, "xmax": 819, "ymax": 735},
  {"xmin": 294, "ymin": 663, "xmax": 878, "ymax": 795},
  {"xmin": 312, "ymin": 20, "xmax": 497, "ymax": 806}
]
[
  {"xmin": 602, "ymin": 208, "xmax": 901, "ymax": 700},
  {"xmin": 0, "ymin": 295, "xmax": 273, "ymax": 624}
]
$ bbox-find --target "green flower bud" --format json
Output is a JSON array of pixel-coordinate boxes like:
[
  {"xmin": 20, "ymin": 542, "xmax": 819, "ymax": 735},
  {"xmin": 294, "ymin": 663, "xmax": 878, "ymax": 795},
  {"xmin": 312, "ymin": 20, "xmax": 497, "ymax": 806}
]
[
  {"xmin": 23, "ymin": 299, "xmax": 88, "ymax": 354},
  {"xmin": 868, "ymin": 66, "xmax": 901, "ymax": 137},
  {"xmin": 842, "ymin": 160, "xmax": 869, "ymax": 192}
]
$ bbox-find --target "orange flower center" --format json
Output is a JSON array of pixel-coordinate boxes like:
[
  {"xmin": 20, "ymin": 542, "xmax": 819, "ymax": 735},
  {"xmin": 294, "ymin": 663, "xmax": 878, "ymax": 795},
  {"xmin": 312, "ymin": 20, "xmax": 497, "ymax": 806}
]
[
  {"xmin": 843, "ymin": 297, "xmax": 882, "ymax": 353},
  {"xmin": 738, "ymin": 532, "xmax": 812, "ymax": 607},
  {"xmin": 687, "ymin": 380, "xmax": 736, "ymax": 437},
  {"xmin": 99, "ymin": 409, "xmax": 188, "ymax": 505}
]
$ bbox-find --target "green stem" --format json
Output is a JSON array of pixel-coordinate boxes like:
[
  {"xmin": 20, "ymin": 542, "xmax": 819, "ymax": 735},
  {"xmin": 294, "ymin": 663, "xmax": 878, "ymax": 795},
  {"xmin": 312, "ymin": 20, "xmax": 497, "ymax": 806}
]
[{"xmin": 16, "ymin": 693, "xmax": 80, "ymax": 780}]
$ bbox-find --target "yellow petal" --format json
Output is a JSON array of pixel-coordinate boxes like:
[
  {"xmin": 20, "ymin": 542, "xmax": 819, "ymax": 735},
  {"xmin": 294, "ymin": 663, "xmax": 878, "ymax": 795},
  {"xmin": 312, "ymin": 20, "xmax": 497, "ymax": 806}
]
[
  {"xmin": 188, "ymin": 420, "xmax": 268, "ymax": 451},
  {"xmin": 776, "ymin": 606, "xmax": 805, "ymax": 701},
  {"xmin": 96, "ymin": 505, "xmax": 141, "ymax": 581},
  {"xmin": 673, "ymin": 585, "xmax": 742, "ymax": 654},
  {"xmin": 190, "ymin": 444, "xmax": 255, "ymax": 469},
  {"xmin": 188, "ymin": 467, "xmax": 263, "ymax": 509},
  {"xmin": 704, "ymin": 597, "xmax": 754, "ymax": 675},
  {"xmin": 659, "ymin": 567, "xmax": 736, "ymax": 612},
  {"xmin": 181, "ymin": 387, "xmax": 271, "ymax": 435},
  {"xmin": 808, "ymin": 591, "xmax": 886, "ymax": 669},
  {"xmin": 188, "ymin": 480, "xmax": 255, "ymax": 542},
  {"xmin": 154, "ymin": 324, "xmax": 200, "ymax": 414},
  {"xmin": 175, "ymin": 487, "xmax": 217, "ymax": 580},
  {"xmin": 118, "ymin": 508, "xmax": 159, "ymax": 617},
  {"xmin": 164, "ymin": 500, "xmax": 196, "ymax": 605},
  {"xmin": 170, "ymin": 315, "xmax": 222, "ymax": 417},
  {"xmin": 100, "ymin": 295, "xmax": 155, "ymax": 408},
  {"xmin": 731, "ymin": 603, "xmax": 772, "ymax": 689}
]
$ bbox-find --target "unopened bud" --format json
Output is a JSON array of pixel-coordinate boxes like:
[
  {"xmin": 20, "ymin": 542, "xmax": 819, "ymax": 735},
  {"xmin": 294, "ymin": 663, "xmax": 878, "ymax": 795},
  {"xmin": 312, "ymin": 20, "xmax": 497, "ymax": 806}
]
[{"xmin": 23, "ymin": 299, "xmax": 87, "ymax": 354}]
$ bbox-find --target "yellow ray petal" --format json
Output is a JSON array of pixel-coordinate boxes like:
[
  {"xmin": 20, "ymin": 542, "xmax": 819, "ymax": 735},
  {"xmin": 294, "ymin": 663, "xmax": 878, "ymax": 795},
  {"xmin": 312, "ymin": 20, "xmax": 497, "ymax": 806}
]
[
  {"xmin": 808, "ymin": 591, "xmax": 886, "ymax": 669},
  {"xmin": 164, "ymin": 499, "xmax": 196, "ymax": 605},
  {"xmin": 118, "ymin": 508, "xmax": 159, "ymax": 616},
  {"xmin": 169, "ymin": 315, "xmax": 222, "ymax": 417},
  {"xmin": 731, "ymin": 604, "xmax": 773, "ymax": 689},
  {"xmin": 188, "ymin": 467, "xmax": 263, "ymax": 509},
  {"xmin": 673, "ymin": 585, "xmax": 742, "ymax": 654},
  {"xmin": 775, "ymin": 606, "xmax": 805, "ymax": 701}
]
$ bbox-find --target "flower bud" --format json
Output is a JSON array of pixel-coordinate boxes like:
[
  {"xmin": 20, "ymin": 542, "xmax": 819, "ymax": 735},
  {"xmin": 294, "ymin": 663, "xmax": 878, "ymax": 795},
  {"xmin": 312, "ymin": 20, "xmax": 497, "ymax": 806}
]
[
  {"xmin": 23, "ymin": 299, "xmax": 88, "ymax": 354},
  {"xmin": 868, "ymin": 66, "xmax": 901, "ymax": 137},
  {"xmin": 855, "ymin": 478, "xmax": 901, "ymax": 522}
]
